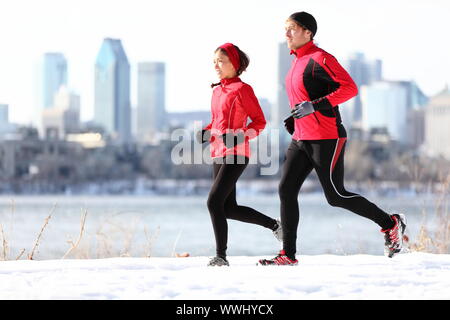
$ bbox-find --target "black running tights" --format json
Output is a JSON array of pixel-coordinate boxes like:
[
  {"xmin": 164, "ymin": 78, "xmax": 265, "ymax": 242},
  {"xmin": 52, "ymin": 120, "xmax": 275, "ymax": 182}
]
[
  {"xmin": 279, "ymin": 139, "xmax": 395, "ymax": 258},
  {"xmin": 207, "ymin": 156, "xmax": 277, "ymax": 259}
]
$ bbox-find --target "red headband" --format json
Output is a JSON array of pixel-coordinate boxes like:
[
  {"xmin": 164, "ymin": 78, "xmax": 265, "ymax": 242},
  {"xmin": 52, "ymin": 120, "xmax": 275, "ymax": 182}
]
[{"xmin": 219, "ymin": 43, "xmax": 240, "ymax": 72}]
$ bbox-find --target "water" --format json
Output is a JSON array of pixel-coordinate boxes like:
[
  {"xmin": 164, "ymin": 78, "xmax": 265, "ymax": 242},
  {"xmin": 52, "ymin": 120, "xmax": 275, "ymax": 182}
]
[{"xmin": 0, "ymin": 192, "xmax": 445, "ymax": 260}]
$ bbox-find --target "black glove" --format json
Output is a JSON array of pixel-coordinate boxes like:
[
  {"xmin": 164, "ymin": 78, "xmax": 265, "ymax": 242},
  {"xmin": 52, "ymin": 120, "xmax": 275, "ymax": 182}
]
[
  {"xmin": 221, "ymin": 132, "xmax": 245, "ymax": 149},
  {"xmin": 195, "ymin": 129, "xmax": 211, "ymax": 144},
  {"xmin": 291, "ymin": 101, "xmax": 315, "ymax": 119},
  {"xmin": 283, "ymin": 115, "xmax": 295, "ymax": 135}
]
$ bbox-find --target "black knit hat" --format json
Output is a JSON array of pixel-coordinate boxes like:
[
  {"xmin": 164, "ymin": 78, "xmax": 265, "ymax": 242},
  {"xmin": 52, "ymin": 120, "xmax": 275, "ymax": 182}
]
[{"xmin": 289, "ymin": 11, "xmax": 317, "ymax": 37}]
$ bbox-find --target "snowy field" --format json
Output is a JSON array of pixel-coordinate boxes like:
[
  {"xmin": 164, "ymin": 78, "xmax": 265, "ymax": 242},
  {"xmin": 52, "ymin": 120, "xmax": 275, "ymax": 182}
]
[{"xmin": 0, "ymin": 252, "xmax": 449, "ymax": 300}]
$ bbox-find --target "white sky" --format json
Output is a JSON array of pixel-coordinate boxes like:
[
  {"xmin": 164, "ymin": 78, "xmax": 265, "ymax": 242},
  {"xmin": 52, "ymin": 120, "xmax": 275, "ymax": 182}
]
[{"xmin": 0, "ymin": 0, "xmax": 449, "ymax": 125}]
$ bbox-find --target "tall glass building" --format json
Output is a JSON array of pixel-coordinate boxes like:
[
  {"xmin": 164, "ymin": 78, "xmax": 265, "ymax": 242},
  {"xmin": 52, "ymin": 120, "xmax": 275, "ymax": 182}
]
[
  {"xmin": 94, "ymin": 38, "xmax": 131, "ymax": 144},
  {"xmin": 273, "ymin": 41, "xmax": 295, "ymax": 148},
  {"xmin": 43, "ymin": 53, "xmax": 67, "ymax": 109},
  {"xmin": 425, "ymin": 86, "xmax": 450, "ymax": 159},
  {"xmin": 0, "ymin": 104, "xmax": 8, "ymax": 132},
  {"xmin": 360, "ymin": 80, "xmax": 427, "ymax": 146},
  {"xmin": 137, "ymin": 62, "xmax": 166, "ymax": 143},
  {"xmin": 274, "ymin": 42, "xmax": 294, "ymax": 129},
  {"xmin": 341, "ymin": 52, "xmax": 382, "ymax": 129}
]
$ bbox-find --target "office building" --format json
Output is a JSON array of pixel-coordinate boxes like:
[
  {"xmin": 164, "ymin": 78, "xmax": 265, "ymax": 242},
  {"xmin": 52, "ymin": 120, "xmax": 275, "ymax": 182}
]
[
  {"xmin": 341, "ymin": 52, "xmax": 382, "ymax": 129},
  {"xmin": 137, "ymin": 62, "xmax": 166, "ymax": 143},
  {"xmin": 43, "ymin": 53, "xmax": 67, "ymax": 109},
  {"xmin": 94, "ymin": 38, "xmax": 131, "ymax": 143},
  {"xmin": 424, "ymin": 86, "xmax": 450, "ymax": 159},
  {"xmin": 42, "ymin": 86, "xmax": 80, "ymax": 139},
  {"xmin": 361, "ymin": 80, "xmax": 428, "ymax": 145},
  {"xmin": 273, "ymin": 42, "xmax": 294, "ymax": 147},
  {"xmin": 0, "ymin": 104, "xmax": 8, "ymax": 126}
]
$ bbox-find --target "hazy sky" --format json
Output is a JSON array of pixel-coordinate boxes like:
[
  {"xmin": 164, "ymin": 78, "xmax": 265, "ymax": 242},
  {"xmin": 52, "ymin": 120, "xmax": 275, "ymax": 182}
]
[{"xmin": 0, "ymin": 0, "xmax": 449, "ymax": 125}]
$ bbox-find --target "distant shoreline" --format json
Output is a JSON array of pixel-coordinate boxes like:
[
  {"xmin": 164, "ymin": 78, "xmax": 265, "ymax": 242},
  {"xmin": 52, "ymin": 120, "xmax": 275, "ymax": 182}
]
[{"xmin": 0, "ymin": 178, "xmax": 446, "ymax": 197}]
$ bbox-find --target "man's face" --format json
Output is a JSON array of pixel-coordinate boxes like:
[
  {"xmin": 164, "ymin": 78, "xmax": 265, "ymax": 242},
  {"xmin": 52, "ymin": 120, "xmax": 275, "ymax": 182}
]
[{"xmin": 285, "ymin": 19, "xmax": 311, "ymax": 50}]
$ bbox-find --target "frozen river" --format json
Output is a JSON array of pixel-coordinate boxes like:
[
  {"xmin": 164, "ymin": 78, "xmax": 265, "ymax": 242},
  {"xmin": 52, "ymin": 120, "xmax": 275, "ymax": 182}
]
[{"xmin": 0, "ymin": 192, "xmax": 446, "ymax": 260}]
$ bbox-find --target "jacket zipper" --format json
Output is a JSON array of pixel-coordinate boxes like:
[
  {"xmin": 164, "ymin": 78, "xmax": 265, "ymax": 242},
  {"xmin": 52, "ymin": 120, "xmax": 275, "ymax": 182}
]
[
  {"xmin": 292, "ymin": 57, "xmax": 320, "ymax": 125},
  {"xmin": 290, "ymin": 58, "xmax": 299, "ymax": 107}
]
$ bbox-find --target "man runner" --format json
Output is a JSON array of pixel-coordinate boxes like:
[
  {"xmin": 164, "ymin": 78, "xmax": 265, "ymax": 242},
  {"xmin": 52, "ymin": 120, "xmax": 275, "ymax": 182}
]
[{"xmin": 259, "ymin": 12, "xmax": 406, "ymax": 266}]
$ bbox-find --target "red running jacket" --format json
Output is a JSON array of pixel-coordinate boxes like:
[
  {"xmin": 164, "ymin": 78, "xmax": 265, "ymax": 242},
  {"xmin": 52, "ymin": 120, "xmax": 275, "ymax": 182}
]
[
  {"xmin": 204, "ymin": 77, "xmax": 266, "ymax": 159},
  {"xmin": 286, "ymin": 41, "xmax": 358, "ymax": 140}
]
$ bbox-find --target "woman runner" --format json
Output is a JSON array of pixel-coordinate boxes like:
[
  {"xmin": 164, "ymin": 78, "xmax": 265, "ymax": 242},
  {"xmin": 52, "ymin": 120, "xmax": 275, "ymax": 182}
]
[{"xmin": 197, "ymin": 43, "xmax": 282, "ymax": 266}]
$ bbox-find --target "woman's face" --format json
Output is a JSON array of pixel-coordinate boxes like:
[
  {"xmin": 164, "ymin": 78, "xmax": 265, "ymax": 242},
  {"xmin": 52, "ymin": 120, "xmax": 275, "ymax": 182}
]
[{"xmin": 214, "ymin": 50, "xmax": 237, "ymax": 80}]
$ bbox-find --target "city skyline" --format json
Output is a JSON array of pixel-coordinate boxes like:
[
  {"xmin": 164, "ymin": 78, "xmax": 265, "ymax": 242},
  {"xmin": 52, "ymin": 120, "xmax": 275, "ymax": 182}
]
[{"xmin": 0, "ymin": 0, "xmax": 449, "ymax": 126}]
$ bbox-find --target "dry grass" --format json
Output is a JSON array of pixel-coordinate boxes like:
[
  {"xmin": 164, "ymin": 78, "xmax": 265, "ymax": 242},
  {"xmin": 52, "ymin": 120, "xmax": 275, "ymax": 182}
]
[
  {"xmin": 0, "ymin": 203, "xmax": 164, "ymax": 260},
  {"xmin": 408, "ymin": 174, "xmax": 450, "ymax": 254},
  {"xmin": 62, "ymin": 208, "xmax": 88, "ymax": 259},
  {"xmin": 143, "ymin": 225, "xmax": 160, "ymax": 258},
  {"xmin": 1, "ymin": 179, "xmax": 449, "ymax": 260},
  {"xmin": 0, "ymin": 223, "xmax": 8, "ymax": 260},
  {"xmin": 27, "ymin": 203, "xmax": 56, "ymax": 260},
  {"xmin": 93, "ymin": 215, "xmax": 140, "ymax": 258}
]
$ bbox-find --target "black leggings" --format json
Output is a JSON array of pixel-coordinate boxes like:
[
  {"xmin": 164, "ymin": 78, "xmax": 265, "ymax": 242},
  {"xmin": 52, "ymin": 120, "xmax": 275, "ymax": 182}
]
[
  {"xmin": 207, "ymin": 155, "xmax": 277, "ymax": 259},
  {"xmin": 279, "ymin": 139, "xmax": 394, "ymax": 258}
]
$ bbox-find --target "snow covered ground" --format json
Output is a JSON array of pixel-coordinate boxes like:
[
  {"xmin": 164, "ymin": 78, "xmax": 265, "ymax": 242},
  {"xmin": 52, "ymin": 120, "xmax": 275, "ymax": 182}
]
[{"xmin": 0, "ymin": 252, "xmax": 449, "ymax": 300}]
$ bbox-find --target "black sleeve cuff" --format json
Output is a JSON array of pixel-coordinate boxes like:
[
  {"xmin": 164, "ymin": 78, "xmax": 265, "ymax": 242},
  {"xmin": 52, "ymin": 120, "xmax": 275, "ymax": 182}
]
[{"xmin": 312, "ymin": 97, "xmax": 333, "ymax": 110}]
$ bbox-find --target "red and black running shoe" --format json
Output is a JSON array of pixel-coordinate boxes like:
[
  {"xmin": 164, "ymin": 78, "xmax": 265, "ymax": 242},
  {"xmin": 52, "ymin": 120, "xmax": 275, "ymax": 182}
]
[
  {"xmin": 258, "ymin": 250, "xmax": 298, "ymax": 266},
  {"xmin": 381, "ymin": 213, "xmax": 407, "ymax": 258}
]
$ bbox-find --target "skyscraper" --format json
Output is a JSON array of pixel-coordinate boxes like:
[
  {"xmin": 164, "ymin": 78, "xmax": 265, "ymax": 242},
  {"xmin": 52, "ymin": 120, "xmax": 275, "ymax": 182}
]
[
  {"xmin": 42, "ymin": 86, "xmax": 80, "ymax": 139},
  {"xmin": 361, "ymin": 81, "xmax": 408, "ymax": 143},
  {"xmin": 342, "ymin": 52, "xmax": 382, "ymax": 128},
  {"xmin": 137, "ymin": 62, "xmax": 166, "ymax": 143},
  {"xmin": 360, "ymin": 80, "xmax": 427, "ymax": 146},
  {"xmin": 424, "ymin": 86, "xmax": 450, "ymax": 159},
  {"xmin": 94, "ymin": 38, "xmax": 131, "ymax": 143},
  {"xmin": 0, "ymin": 104, "xmax": 9, "ymax": 134},
  {"xmin": 43, "ymin": 53, "xmax": 67, "ymax": 109},
  {"xmin": 274, "ymin": 42, "xmax": 294, "ymax": 130},
  {"xmin": 273, "ymin": 41, "xmax": 295, "ymax": 148},
  {"xmin": 0, "ymin": 104, "xmax": 8, "ymax": 125}
]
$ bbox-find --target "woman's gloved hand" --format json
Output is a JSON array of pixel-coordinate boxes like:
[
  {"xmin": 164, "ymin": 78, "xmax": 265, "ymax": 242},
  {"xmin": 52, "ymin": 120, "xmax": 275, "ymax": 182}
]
[
  {"xmin": 195, "ymin": 129, "xmax": 211, "ymax": 144},
  {"xmin": 221, "ymin": 132, "xmax": 245, "ymax": 149},
  {"xmin": 283, "ymin": 115, "xmax": 295, "ymax": 135}
]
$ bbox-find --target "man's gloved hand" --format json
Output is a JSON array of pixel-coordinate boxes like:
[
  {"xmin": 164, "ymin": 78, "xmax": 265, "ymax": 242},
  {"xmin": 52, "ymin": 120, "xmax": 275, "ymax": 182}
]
[
  {"xmin": 283, "ymin": 115, "xmax": 295, "ymax": 135},
  {"xmin": 221, "ymin": 132, "xmax": 245, "ymax": 149},
  {"xmin": 195, "ymin": 129, "xmax": 211, "ymax": 144},
  {"xmin": 291, "ymin": 101, "xmax": 315, "ymax": 119}
]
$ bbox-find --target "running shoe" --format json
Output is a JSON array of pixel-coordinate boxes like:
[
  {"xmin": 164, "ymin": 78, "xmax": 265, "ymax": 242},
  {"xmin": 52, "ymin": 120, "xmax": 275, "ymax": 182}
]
[
  {"xmin": 381, "ymin": 213, "xmax": 407, "ymax": 258},
  {"xmin": 207, "ymin": 256, "xmax": 229, "ymax": 266},
  {"xmin": 258, "ymin": 250, "xmax": 298, "ymax": 266}
]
